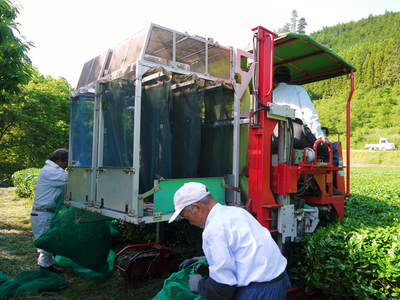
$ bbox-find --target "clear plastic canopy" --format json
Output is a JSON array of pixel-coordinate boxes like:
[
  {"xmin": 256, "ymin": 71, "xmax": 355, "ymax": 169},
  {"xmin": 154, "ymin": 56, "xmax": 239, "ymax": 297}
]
[{"xmin": 76, "ymin": 24, "xmax": 232, "ymax": 89}]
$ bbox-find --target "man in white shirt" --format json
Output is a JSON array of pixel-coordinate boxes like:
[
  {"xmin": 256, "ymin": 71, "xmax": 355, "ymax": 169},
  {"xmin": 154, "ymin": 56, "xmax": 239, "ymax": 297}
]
[
  {"xmin": 169, "ymin": 182, "xmax": 290, "ymax": 300},
  {"xmin": 30, "ymin": 149, "xmax": 68, "ymax": 273},
  {"xmin": 273, "ymin": 66, "xmax": 327, "ymax": 148}
]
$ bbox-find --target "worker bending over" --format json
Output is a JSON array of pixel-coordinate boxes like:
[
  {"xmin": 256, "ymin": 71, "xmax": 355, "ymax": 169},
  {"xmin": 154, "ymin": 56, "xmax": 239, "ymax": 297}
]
[
  {"xmin": 30, "ymin": 149, "xmax": 68, "ymax": 273},
  {"xmin": 169, "ymin": 182, "xmax": 290, "ymax": 300}
]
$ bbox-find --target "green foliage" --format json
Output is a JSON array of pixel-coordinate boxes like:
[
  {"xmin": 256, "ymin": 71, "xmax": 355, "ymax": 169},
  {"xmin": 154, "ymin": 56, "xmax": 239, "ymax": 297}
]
[
  {"xmin": 277, "ymin": 9, "xmax": 307, "ymax": 34},
  {"xmin": 0, "ymin": 0, "xmax": 32, "ymax": 100},
  {"xmin": 117, "ymin": 221, "xmax": 203, "ymax": 255},
  {"xmin": 311, "ymin": 12, "xmax": 400, "ymax": 58},
  {"xmin": 0, "ymin": 69, "xmax": 71, "ymax": 182},
  {"xmin": 0, "ymin": 161, "xmax": 23, "ymax": 185},
  {"xmin": 11, "ymin": 168, "xmax": 39, "ymax": 198},
  {"xmin": 349, "ymin": 150, "xmax": 400, "ymax": 166},
  {"xmin": 117, "ymin": 222, "xmax": 157, "ymax": 244},
  {"xmin": 304, "ymin": 12, "xmax": 400, "ymax": 149},
  {"xmin": 314, "ymin": 86, "xmax": 400, "ymax": 148},
  {"xmin": 292, "ymin": 168, "xmax": 400, "ymax": 299},
  {"xmin": 297, "ymin": 17, "xmax": 307, "ymax": 34},
  {"xmin": 0, "ymin": 3, "xmax": 70, "ymax": 183}
]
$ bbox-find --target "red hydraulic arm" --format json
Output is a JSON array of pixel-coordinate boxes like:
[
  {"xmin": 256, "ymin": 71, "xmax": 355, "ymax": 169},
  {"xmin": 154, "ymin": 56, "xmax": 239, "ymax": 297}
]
[
  {"xmin": 247, "ymin": 26, "xmax": 278, "ymax": 229},
  {"xmin": 346, "ymin": 71, "xmax": 355, "ymax": 196}
]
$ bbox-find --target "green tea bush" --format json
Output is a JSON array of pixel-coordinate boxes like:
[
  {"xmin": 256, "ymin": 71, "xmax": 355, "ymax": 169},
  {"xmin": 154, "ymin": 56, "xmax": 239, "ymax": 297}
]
[
  {"xmin": 117, "ymin": 222, "xmax": 157, "ymax": 244},
  {"xmin": 117, "ymin": 221, "xmax": 203, "ymax": 256},
  {"xmin": 292, "ymin": 168, "xmax": 400, "ymax": 299},
  {"xmin": 11, "ymin": 168, "xmax": 40, "ymax": 198}
]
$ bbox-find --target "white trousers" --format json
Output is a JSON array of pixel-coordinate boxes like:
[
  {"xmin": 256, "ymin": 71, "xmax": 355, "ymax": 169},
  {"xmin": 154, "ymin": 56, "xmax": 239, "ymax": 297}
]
[{"xmin": 30, "ymin": 211, "xmax": 55, "ymax": 267}]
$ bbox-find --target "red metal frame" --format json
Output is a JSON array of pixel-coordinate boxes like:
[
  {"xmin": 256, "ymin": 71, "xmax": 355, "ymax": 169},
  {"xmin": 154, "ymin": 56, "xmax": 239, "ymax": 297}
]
[
  {"xmin": 346, "ymin": 71, "xmax": 355, "ymax": 195},
  {"xmin": 247, "ymin": 26, "xmax": 278, "ymax": 228},
  {"xmin": 295, "ymin": 163, "xmax": 345, "ymax": 219},
  {"xmin": 248, "ymin": 26, "xmax": 354, "ymax": 227},
  {"xmin": 313, "ymin": 139, "xmax": 333, "ymax": 165},
  {"xmin": 113, "ymin": 25, "xmax": 356, "ymax": 300},
  {"xmin": 114, "ymin": 242, "xmax": 171, "ymax": 272},
  {"xmin": 272, "ymin": 164, "xmax": 298, "ymax": 195}
]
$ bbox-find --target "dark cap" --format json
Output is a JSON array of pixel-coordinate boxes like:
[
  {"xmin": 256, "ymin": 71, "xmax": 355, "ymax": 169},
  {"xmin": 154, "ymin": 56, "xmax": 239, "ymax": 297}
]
[
  {"xmin": 274, "ymin": 66, "xmax": 290, "ymax": 76},
  {"xmin": 274, "ymin": 66, "xmax": 291, "ymax": 83},
  {"xmin": 50, "ymin": 148, "xmax": 68, "ymax": 163}
]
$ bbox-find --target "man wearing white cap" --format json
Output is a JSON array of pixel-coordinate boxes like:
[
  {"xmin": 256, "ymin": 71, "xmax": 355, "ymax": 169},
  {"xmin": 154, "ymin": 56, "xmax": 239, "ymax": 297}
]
[{"xmin": 169, "ymin": 182, "xmax": 290, "ymax": 300}]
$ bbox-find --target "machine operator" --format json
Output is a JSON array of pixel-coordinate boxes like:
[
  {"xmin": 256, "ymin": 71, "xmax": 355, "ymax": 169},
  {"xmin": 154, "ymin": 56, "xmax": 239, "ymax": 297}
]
[
  {"xmin": 273, "ymin": 65, "xmax": 327, "ymax": 148},
  {"xmin": 169, "ymin": 182, "xmax": 291, "ymax": 300}
]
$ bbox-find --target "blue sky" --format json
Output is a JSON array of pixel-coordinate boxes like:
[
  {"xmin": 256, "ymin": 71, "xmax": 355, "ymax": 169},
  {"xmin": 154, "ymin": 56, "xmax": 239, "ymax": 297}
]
[{"xmin": 16, "ymin": 0, "xmax": 400, "ymax": 87}]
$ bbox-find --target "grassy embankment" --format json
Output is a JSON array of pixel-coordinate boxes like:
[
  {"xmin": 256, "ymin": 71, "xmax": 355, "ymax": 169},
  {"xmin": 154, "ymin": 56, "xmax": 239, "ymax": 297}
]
[
  {"xmin": 0, "ymin": 188, "xmax": 164, "ymax": 300},
  {"xmin": 345, "ymin": 150, "xmax": 400, "ymax": 166}
]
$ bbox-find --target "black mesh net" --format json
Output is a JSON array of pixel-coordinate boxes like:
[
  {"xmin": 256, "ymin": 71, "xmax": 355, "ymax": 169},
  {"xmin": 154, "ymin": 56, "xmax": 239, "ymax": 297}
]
[
  {"xmin": 140, "ymin": 81, "xmax": 173, "ymax": 193},
  {"xmin": 199, "ymin": 86, "xmax": 233, "ymax": 177},
  {"xmin": 92, "ymin": 76, "xmax": 235, "ymax": 195},
  {"xmin": 139, "ymin": 80, "xmax": 234, "ymax": 194},
  {"xmin": 170, "ymin": 86, "xmax": 202, "ymax": 179}
]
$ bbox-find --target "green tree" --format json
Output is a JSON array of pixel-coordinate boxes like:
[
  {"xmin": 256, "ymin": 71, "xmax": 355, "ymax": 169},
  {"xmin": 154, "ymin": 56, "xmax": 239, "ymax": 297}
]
[
  {"xmin": 0, "ymin": 0, "xmax": 32, "ymax": 100},
  {"xmin": 0, "ymin": 69, "xmax": 71, "ymax": 182},
  {"xmin": 277, "ymin": 10, "xmax": 307, "ymax": 34},
  {"xmin": 290, "ymin": 9, "xmax": 298, "ymax": 33},
  {"xmin": 308, "ymin": 11, "xmax": 400, "ymax": 148},
  {"xmin": 297, "ymin": 17, "xmax": 307, "ymax": 34}
]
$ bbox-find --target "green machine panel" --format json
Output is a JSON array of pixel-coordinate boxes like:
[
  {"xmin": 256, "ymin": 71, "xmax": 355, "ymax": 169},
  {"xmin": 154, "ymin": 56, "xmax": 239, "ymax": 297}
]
[{"xmin": 154, "ymin": 177, "xmax": 225, "ymax": 214}]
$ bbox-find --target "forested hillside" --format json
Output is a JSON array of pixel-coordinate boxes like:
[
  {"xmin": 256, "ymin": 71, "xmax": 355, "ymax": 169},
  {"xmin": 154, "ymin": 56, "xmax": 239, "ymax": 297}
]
[{"xmin": 306, "ymin": 11, "xmax": 400, "ymax": 148}]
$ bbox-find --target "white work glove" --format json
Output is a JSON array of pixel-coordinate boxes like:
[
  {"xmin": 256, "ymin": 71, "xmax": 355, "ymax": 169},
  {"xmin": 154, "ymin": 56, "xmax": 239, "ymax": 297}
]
[
  {"xmin": 188, "ymin": 274, "xmax": 203, "ymax": 293},
  {"xmin": 179, "ymin": 256, "xmax": 206, "ymax": 269}
]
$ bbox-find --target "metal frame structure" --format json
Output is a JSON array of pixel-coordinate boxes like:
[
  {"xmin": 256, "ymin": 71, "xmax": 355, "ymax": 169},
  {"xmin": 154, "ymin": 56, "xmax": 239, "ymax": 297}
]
[
  {"xmin": 67, "ymin": 23, "xmax": 357, "ymax": 300},
  {"xmin": 247, "ymin": 26, "xmax": 279, "ymax": 230},
  {"xmin": 67, "ymin": 23, "xmax": 355, "ymax": 245},
  {"xmin": 248, "ymin": 27, "xmax": 355, "ymax": 240},
  {"xmin": 66, "ymin": 23, "xmax": 251, "ymax": 224}
]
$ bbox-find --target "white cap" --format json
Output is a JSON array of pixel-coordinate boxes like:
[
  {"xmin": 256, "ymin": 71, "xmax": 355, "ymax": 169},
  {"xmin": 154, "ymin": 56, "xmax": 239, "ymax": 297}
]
[{"xmin": 168, "ymin": 182, "xmax": 210, "ymax": 223}]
